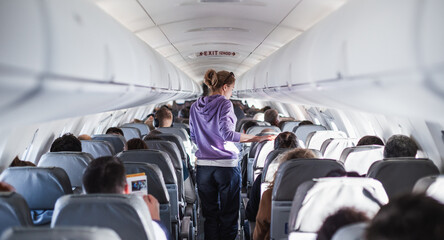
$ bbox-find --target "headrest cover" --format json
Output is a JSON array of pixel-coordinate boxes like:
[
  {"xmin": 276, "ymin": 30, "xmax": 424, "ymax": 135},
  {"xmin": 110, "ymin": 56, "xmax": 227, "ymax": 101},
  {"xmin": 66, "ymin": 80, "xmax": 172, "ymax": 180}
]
[
  {"xmin": 119, "ymin": 127, "xmax": 141, "ymax": 141},
  {"xmin": 81, "ymin": 140, "xmax": 115, "ymax": 159},
  {"xmin": 52, "ymin": 194, "xmax": 155, "ymax": 240},
  {"xmin": 0, "ymin": 226, "xmax": 121, "ymax": 240},
  {"xmin": 38, "ymin": 152, "xmax": 93, "ymax": 187},
  {"xmin": 0, "ymin": 192, "xmax": 33, "ymax": 234},
  {"xmin": 0, "ymin": 167, "xmax": 72, "ymax": 209},
  {"xmin": 92, "ymin": 134, "xmax": 126, "ymax": 153}
]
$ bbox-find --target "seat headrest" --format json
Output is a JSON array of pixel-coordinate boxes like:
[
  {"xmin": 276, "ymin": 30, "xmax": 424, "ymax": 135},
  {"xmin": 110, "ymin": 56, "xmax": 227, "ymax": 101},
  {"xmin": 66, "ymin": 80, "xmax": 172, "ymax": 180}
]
[
  {"xmin": 246, "ymin": 126, "xmax": 281, "ymax": 136},
  {"xmin": 150, "ymin": 133, "xmax": 186, "ymax": 160},
  {"xmin": 0, "ymin": 192, "xmax": 33, "ymax": 234},
  {"xmin": 124, "ymin": 162, "xmax": 169, "ymax": 204},
  {"xmin": 121, "ymin": 123, "xmax": 150, "ymax": 136},
  {"xmin": 92, "ymin": 134, "xmax": 126, "ymax": 153},
  {"xmin": 272, "ymin": 159, "xmax": 344, "ymax": 201},
  {"xmin": 116, "ymin": 150, "xmax": 177, "ymax": 184},
  {"xmin": 0, "ymin": 167, "xmax": 72, "ymax": 209},
  {"xmin": 52, "ymin": 194, "xmax": 155, "ymax": 240},
  {"xmin": 145, "ymin": 140, "xmax": 182, "ymax": 168},
  {"xmin": 331, "ymin": 222, "xmax": 368, "ymax": 240},
  {"xmin": 0, "ymin": 226, "xmax": 121, "ymax": 240},
  {"xmin": 38, "ymin": 152, "xmax": 93, "ymax": 187},
  {"xmin": 119, "ymin": 127, "xmax": 141, "ymax": 141},
  {"xmin": 81, "ymin": 140, "xmax": 115, "ymax": 159},
  {"xmin": 157, "ymin": 127, "xmax": 189, "ymax": 142},
  {"xmin": 293, "ymin": 125, "xmax": 327, "ymax": 145}
]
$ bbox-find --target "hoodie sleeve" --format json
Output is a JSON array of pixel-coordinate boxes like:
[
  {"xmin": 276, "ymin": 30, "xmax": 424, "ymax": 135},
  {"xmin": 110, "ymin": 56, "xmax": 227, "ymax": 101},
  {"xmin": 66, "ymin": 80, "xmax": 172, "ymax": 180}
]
[
  {"xmin": 218, "ymin": 100, "xmax": 241, "ymax": 142},
  {"xmin": 189, "ymin": 106, "xmax": 196, "ymax": 143}
]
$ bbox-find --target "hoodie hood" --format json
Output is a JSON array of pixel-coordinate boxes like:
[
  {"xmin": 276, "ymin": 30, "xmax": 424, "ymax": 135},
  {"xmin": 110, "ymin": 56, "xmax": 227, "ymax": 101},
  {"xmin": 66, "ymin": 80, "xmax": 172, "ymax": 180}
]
[{"xmin": 194, "ymin": 95, "xmax": 226, "ymax": 121}]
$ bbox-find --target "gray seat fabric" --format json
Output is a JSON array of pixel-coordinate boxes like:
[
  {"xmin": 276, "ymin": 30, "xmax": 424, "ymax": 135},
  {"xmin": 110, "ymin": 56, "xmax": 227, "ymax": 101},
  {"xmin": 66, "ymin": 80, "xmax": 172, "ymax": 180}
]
[
  {"xmin": 252, "ymin": 140, "xmax": 275, "ymax": 182},
  {"xmin": 339, "ymin": 145, "xmax": 384, "ymax": 175},
  {"xmin": 288, "ymin": 177, "xmax": 387, "ymax": 233},
  {"xmin": 0, "ymin": 192, "xmax": 33, "ymax": 236},
  {"xmin": 280, "ymin": 121, "xmax": 301, "ymax": 132},
  {"xmin": 157, "ymin": 127, "xmax": 189, "ymax": 143},
  {"xmin": 121, "ymin": 123, "xmax": 150, "ymax": 136},
  {"xmin": 331, "ymin": 222, "xmax": 368, "ymax": 240},
  {"xmin": 412, "ymin": 175, "xmax": 439, "ymax": 193},
  {"xmin": 246, "ymin": 126, "xmax": 281, "ymax": 135},
  {"xmin": 92, "ymin": 134, "xmax": 126, "ymax": 153},
  {"xmin": 52, "ymin": 194, "xmax": 155, "ymax": 240},
  {"xmin": 293, "ymin": 125, "xmax": 327, "ymax": 147},
  {"xmin": 261, "ymin": 149, "xmax": 289, "ymax": 183},
  {"xmin": 150, "ymin": 133, "xmax": 187, "ymax": 164},
  {"xmin": 0, "ymin": 227, "xmax": 121, "ymax": 240},
  {"xmin": 236, "ymin": 118, "xmax": 254, "ymax": 132},
  {"xmin": 38, "ymin": 152, "xmax": 93, "ymax": 188},
  {"xmin": 120, "ymin": 127, "xmax": 142, "ymax": 141},
  {"xmin": 124, "ymin": 162, "xmax": 171, "ymax": 236},
  {"xmin": 270, "ymin": 159, "xmax": 344, "ymax": 240},
  {"xmin": 0, "ymin": 167, "xmax": 72, "ymax": 225},
  {"xmin": 367, "ymin": 158, "xmax": 440, "ymax": 199},
  {"xmin": 116, "ymin": 150, "xmax": 180, "ymax": 231},
  {"xmin": 81, "ymin": 140, "xmax": 115, "ymax": 159}
]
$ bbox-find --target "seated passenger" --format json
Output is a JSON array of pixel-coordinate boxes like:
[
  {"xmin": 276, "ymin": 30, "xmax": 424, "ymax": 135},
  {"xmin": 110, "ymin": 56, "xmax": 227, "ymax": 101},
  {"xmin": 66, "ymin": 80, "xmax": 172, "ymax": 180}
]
[
  {"xmin": 0, "ymin": 181, "xmax": 15, "ymax": 192},
  {"xmin": 299, "ymin": 120, "xmax": 313, "ymax": 126},
  {"xmin": 317, "ymin": 207, "xmax": 369, "ymax": 240},
  {"xmin": 243, "ymin": 121, "xmax": 259, "ymax": 134},
  {"xmin": 245, "ymin": 132, "xmax": 299, "ymax": 230},
  {"xmin": 124, "ymin": 138, "xmax": 148, "ymax": 151},
  {"xmin": 264, "ymin": 109, "xmax": 280, "ymax": 127},
  {"xmin": 254, "ymin": 148, "xmax": 316, "ymax": 240},
  {"xmin": 383, "ymin": 134, "xmax": 418, "ymax": 158},
  {"xmin": 366, "ymin": 194, "xmax": 444, "ymax": 240},
  {"xmin": 9, "ymin": 156, "xmax": 36, "ymax": 167},
  {"xmin": 105, "ymin": 127, "xmax": 124, "ymax": 137},
  {"xmin": 82, "ymin": 156, "xmax": 168, "ymax": 240},
  {"xmin": 50, "ymin": 133, "xmax": 82, "ymax": 152},
  {"xmin": 155, "ymin": 106, "xmax": 173, "ymax": 128},
  {"xmin": 356, "ymin": 135, "xmax": 384, "ymax": 146},
  {"xmin": 77, "ymin": 134, "xmax": 92, "ymax": 140}
]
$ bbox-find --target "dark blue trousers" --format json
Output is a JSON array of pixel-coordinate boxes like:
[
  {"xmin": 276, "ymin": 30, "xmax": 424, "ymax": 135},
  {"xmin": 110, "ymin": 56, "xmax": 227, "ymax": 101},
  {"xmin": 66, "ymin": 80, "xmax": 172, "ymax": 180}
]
[{"xmin": 196, "ymin": 165, "xmax": 240, "ymax": 240}]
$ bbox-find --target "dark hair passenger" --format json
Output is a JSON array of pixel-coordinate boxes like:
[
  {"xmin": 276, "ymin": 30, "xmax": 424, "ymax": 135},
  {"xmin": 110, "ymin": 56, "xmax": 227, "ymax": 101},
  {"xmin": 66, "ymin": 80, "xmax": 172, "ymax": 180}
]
[
  {"xmin": 124, "ymin": 138, "xmax": 148, "ymax": 151},
  {"xmin": 274, "ymin": 131, "xmax": 298, "ymax": 150},
  {"xmin": 106, "ymin": 127, "xmax": 124, "ymax": 137},
  {"xmin": 50, "ymin": 133, "xmax": 82, "ymax": 152},
  {"xmin": 189, "ymin": 69, "xmax": 275, "ymax": 240},
  {"xmin": 356, "ymin": 135, "xmax": 384, "ymax": 146},
  {"xmin": 383, "ymin": 134, "xmax": 418, "ymax": 158},
  {"xmin": 317, "ymin": 207, "xmax": 369, "ymax": 240}
]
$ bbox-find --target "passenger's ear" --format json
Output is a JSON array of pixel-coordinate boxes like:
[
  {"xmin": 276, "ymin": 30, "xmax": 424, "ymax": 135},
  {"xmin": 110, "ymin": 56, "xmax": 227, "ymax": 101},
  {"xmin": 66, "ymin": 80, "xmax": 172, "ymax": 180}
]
[{"xmin": 124, "ymin": 183, "xmax": 129, "ymax": 194}]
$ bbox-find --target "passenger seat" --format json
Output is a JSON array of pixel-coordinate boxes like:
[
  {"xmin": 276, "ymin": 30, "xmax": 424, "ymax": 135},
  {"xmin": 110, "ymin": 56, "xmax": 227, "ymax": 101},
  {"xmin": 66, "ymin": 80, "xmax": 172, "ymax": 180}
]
[
  {"xmin": 339, "ymin": 145, "xmax": 384, "ymax": 175},
  {"xmin": 92, "ymin": 134, "xmax": 126, "ymax": 153},
  {"xmin": 293, "ymin": 125, "xmax": 327, "ymax": 148},
  {"xmin": 119, "ymin": 127, "xmax": 141, "ymax": 141},
  {"xmin": 81, "ymin": 140, "xmax": 115, "ymax": 159},
  {"xmin": 0, "ymin": 227, "xmax": 121, "ymax": 240},
  {"xmin": 0, "ymin": 192, "xmax": 33, "ymax": 235}
]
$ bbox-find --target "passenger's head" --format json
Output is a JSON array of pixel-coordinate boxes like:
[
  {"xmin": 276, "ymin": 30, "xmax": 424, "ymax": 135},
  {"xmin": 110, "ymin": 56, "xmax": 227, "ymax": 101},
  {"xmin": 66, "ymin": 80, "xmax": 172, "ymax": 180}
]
[
  {"xmin": 357, "ymin": 135, "xmax": 384, "ymax": 146},
  {"xmin": 83, "ymin": 156, "xmax": 126, "ymax": 194},
  {"xmin": 366, "ymin": 194, "xmax": 444, "ymax": 240},
  {"xmin": 106, "ymin": 127, "xmax": 124, "ymax": 137},
  {"xmin": 264, "ymin": 109, "xmax": 280, "ymax": 127},
  {"xmin": 274, "ymin": 132, "xmax": 298, "ymax": 150},
  {"xmin": 383, "ymin": 134, "xmax": 418, "ymax": 158},
  {"xmin": 50, "ymin": 133, "xmax": 82, "ymax": 152},
  {"xmin": 317, "ymin": 207, "xmax": 369, "ymax": 240},
  {"xmin": 155, "ymin": 106, "xmax": 173, "ymax": 128},
  {"xmin": 10, "ymin": 156, "xmax": 36, "ymax": 167},
  {"xmin": 243, "ymin": 121, "xmax": 259, "ymax": 133},
  {"xmin": 78, "ymin": 134, "xmax": 92, "ymax": 141},
  {"xmin": 326, "ymin": 169, "xmax": 361, "ymax": 178},
  {"xmin": 299, "ymin": 120, "xmax": 314, "ymax": 126},
  {"xmin": 178, "ymin": 107, "xmax": 190, "ymax": 119},
  {"xmin": 0, "ymin": 182, "xmax": 16, "ymax": 192},
  {"xmin": 124, "ymin": 138, "xmax": 148, "ymax": 151},
  {"xmin": 204, "ymin": 69, "xmax": 235, "ymax": 99}
]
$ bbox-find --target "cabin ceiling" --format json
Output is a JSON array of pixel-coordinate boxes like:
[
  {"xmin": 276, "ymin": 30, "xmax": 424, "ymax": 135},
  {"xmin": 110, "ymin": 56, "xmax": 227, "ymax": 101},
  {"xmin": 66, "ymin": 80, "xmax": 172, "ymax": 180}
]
[{"xmin": 91, "ymin": 0, "xmax": 347, "ymax": 82}]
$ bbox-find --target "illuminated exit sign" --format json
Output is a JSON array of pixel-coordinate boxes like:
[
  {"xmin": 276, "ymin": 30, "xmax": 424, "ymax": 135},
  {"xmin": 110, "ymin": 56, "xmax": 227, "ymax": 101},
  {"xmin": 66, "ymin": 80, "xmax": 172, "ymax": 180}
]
[{"xmin": 196, "ymin": 51, "xmax": 238, "ymax": 57}]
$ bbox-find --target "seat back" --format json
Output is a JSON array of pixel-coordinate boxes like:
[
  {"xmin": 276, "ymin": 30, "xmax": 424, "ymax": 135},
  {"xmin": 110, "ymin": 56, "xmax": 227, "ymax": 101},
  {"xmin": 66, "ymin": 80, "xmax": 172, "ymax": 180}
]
[
  {"xmin": 157, "ymin": 127, "xmax": 189, "ymax": 143},
  {"xmin": 152, "ymin": 133, "xmax": 187, "ymax": 163},
  {"xmin": 367, "ymin": 158, "xmax": 440, "ymax": 199},
  {"xmin": 120, "ymin": 127, "xmax": 141, "ymax": 141},
  {"xmin": 0, "ymin": 227, "xmax": 121, "ymax": 240},
  {"xmin": 121, "ymin": 123, "xmax": 150, "ymax": 136},
  {"xmin": 52, "ymin": 194, "xmax": 155, "ymax": 240},
  {"xmin": 306, "ymin": 131, "xmax": 347, "ymax": 151},
  {"xmin": 261, "ymin": 149, "xmax": 289, "ymax": 183},
  {"xmin": 289, "ymin": 177, "xmax": 387, "ymax": 233},
  {"xmin": 340, "ymin": 146, "xmax": 384, "ymax": 175},
  {"xmin": 124, "ymin": 162, "xmax": 171, "ymax": 236},
  {"xmin": 38, "ymin": 152, "xmax": 93, "ymax": 188},
  {"xmin": 293, "ymin": 125, "xmax": 327, "ymax": 147},
  {"xmin": 117, "ymin": 150, "xmax": 179, "ymax": 225},
  {"xmin": 280, "ymin": 121, "xmax": 301, "ymax": 132},
  {"xmin": 0, "ymin": 192, "xmax": 33, "ymax": 235},
  {"xmin": 412, "ymin": 175, "xmax": 439, "ymax": 193},
  {"xmin": 422, "ymin": 175, "xmax": 444, "ymax": 204},
  {"xmin": 270, "ymin": 159, "xmax": 344, "ymax": 240},
  {"xmin": 252, "ymin": 140, "xmax": 275, "ymax": 182},
  {"xmin": 92, "ymin": 134, "xmax": 126, "ymax": 153},
  {"xmin": 236, "ymin": 118, "xmax": 254, "ymax": 132},
  {"xmin": 246, "ymin": 126, "xmax": 280, "ymax": 136},
  {"xmin": 331, "ymin": 222, "xmax": 368, "ymax": 240},
  {"xmin": 320, "ymin": 138, "xmax": 356, "ymax": 160},
  {"xmin": 81, "ymin": 140, "xmax": 115, "ymax": 159}
]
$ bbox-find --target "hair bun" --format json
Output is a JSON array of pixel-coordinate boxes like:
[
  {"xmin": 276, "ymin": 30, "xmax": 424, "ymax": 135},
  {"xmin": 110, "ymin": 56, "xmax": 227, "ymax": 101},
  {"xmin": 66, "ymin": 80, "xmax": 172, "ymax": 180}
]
[{"xmin": 204, "ymin": 69, "xmax": 218, "ymax": 88}]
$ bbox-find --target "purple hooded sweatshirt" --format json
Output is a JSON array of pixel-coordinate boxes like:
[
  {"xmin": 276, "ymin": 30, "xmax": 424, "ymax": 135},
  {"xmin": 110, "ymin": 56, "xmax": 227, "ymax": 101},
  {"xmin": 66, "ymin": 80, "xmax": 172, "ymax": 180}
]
[{"xmin": 190, "ymin": 95, "xmax": 241, "ymax": 166}]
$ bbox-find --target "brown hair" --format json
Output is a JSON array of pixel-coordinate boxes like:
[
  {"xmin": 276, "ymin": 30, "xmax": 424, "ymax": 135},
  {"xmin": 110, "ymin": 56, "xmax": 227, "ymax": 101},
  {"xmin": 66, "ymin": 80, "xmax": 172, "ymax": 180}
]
[
  {"xmin": 204, "ymin": 69, "xmax": 235, "ymax": 92},
  {"xmin": 125, "ymin": 138, "xmax": 148, "ymax": 151},
  {"xmin": 268, "ymin": 148, "xmax": 316, "ymax": 190}
]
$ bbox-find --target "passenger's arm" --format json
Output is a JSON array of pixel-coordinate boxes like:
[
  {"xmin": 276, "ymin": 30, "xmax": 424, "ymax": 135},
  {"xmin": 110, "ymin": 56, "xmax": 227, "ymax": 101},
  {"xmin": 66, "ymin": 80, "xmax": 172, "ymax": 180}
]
[
  {"xmin": 240, "ymin": 133, "xmax": 276, "ymax": 143},
  {"xmin": 143, "ymin": 194, "xmax": 160, "ymax": 221}
]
